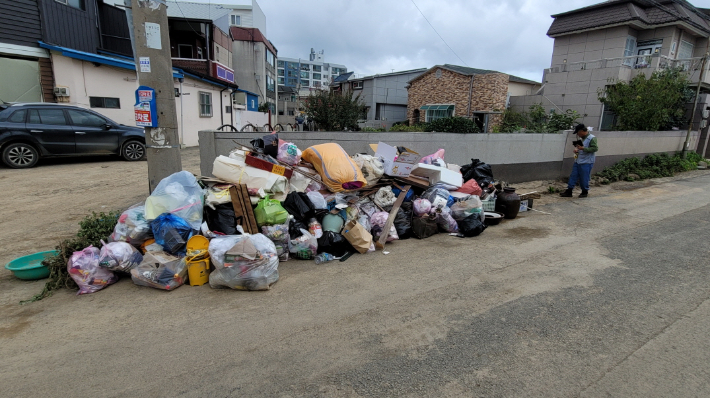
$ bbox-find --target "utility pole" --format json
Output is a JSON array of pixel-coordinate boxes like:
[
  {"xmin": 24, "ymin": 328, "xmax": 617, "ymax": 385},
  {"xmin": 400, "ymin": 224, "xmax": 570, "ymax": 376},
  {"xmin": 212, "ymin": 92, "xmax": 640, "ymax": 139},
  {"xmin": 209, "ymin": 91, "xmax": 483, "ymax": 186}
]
[
  {"xmin": 125, "ymin": 0, "xmax": 182, "ymax": 192},
  {"xmin": 683, "ymin": 52, "xmax": 708, "ymax": 158}
]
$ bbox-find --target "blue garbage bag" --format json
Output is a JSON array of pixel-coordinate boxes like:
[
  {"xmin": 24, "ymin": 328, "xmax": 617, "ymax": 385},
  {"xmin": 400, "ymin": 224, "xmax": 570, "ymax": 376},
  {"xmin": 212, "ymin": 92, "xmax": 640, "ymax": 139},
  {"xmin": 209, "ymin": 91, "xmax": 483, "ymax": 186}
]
[{"xmin": 151, "ymin": 213, "xmax": 194, "ymax": 256}]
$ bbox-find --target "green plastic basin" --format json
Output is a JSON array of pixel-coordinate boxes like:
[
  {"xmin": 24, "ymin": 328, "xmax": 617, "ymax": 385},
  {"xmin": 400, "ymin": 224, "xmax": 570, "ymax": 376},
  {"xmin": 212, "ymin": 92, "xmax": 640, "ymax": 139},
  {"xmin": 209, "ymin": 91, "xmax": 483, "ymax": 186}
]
[{"xmin": 5, "ymin": 250, "xmax": 57, "ymax": 280}]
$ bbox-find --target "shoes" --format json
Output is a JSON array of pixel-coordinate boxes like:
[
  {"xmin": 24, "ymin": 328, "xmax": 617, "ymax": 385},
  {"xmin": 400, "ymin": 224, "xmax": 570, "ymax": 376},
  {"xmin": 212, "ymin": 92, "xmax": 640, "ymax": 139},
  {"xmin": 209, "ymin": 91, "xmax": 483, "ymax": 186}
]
[
  {"xmin": 559, "ymin": 189, "xmax": 573, "ymax": 197},
  {"xmin": 579, "ymin": 191, "xmax": 588, "ymax": 198}
]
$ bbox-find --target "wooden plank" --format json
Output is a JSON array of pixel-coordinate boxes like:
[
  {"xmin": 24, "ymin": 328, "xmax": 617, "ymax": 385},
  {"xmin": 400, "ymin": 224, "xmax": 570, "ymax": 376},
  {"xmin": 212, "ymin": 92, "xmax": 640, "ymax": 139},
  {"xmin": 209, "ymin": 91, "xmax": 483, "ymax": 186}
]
[
  {"xmin": 376, "ymin": 185, "xmax": 411, "ymax": 250},
  {"xmin": 238, "ymin": 184, "xmax": 259, "ymax": 234},
  {"xmin": 228, "ymin": 186, "xmax": 248, "ymax": 233}
]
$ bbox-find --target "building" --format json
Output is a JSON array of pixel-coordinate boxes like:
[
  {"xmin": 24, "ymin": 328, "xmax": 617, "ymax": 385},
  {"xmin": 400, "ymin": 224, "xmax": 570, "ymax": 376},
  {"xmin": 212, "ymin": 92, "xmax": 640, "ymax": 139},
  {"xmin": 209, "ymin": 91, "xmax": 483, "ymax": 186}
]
[
  {"xmin": 329, "ymin": 68, "xmax": 428, "ymax": 129},
  {"xmin": 277, "ymin": 49, "xmax": 348, "ymax": 96},
  {"xmin": 0, "ymin": 0, "xmax": 260, "ymax": 146},
  {"xmin": 165, "ymin": 0, "xmax": 276, "ymax": 126},
  {"xmin": 276, "ymin": 86, "xmax": 299, "ymax": 126},
  {"xmin": 509, "ymin": 0, "xmax": 710, "ymax": 132},
  {"xmin": 406, "ymin": 64, "xmax": 541, "ymax": 132}
]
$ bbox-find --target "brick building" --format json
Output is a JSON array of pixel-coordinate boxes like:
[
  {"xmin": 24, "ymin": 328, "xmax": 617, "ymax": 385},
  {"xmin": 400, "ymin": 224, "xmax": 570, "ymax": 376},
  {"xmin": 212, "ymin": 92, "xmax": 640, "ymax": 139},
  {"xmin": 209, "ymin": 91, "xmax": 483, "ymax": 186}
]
[{"xmin": 407, "ymin": 64, "xmax": 540, "ymax": 132}]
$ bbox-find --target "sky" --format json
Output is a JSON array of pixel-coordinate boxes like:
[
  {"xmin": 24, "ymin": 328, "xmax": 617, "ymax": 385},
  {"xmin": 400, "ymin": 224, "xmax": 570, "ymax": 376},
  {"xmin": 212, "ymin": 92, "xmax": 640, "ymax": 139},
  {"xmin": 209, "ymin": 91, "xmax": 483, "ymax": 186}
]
[{"xmin": 149, "ymin": 0, "xmax": 710, "ymax": 82}]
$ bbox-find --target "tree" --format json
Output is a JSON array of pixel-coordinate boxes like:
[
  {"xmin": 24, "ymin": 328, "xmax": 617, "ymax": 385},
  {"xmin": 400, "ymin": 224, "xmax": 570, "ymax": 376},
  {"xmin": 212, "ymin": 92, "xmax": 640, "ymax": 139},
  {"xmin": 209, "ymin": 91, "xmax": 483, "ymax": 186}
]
[
  {"xmin": 598, "ymin": 67, "xmax": 694, "ymax": 131},
  {"xmin": 302, "ymin": 90, "xmax": 366, "ymax": 131}
]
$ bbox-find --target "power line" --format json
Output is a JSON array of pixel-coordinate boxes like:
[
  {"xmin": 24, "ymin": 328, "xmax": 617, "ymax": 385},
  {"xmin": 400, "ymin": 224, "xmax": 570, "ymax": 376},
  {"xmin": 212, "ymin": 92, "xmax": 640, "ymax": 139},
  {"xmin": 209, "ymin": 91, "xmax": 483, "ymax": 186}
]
[{"xmin": 409, "ymin": 0, "xmax": 468, "ymax": 67}]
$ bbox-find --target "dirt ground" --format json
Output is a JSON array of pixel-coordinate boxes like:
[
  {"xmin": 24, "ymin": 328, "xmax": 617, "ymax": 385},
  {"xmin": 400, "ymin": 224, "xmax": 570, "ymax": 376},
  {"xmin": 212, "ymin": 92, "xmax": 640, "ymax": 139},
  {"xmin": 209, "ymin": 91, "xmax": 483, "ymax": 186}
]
[{"xmin": 2, "ymin": 150, "xmax": 710, "ymax": 397}]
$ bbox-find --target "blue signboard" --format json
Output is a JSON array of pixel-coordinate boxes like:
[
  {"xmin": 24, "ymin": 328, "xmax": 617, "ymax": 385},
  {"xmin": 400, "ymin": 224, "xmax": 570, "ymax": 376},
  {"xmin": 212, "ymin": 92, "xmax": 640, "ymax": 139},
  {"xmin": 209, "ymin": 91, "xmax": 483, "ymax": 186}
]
[{"xmin": 134, "ymin": 85, "xmax": 158, "ymax": 127}]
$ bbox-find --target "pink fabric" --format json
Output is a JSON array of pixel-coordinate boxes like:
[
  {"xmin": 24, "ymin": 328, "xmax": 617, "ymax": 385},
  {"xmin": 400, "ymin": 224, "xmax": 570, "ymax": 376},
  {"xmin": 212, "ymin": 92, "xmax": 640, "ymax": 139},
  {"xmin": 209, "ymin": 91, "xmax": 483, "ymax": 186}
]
[{"xmin": 456, "ymin": 179, "xmax": 482, "ymax": 196}]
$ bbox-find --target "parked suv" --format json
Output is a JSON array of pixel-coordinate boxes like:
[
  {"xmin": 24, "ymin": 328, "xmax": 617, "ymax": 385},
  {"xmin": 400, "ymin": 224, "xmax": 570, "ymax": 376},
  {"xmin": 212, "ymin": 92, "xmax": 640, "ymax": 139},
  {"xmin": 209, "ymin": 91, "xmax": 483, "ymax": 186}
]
[{"xmin": 0, "ymin": 103, "xmax": 146, "ymax": 168}]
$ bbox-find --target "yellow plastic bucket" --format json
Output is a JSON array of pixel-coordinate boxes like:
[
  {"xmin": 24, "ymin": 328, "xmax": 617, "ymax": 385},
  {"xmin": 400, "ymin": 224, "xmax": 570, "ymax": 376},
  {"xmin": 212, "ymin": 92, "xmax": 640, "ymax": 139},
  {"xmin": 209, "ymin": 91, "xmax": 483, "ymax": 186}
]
[{"xmin": 186, "ymin": 235, "xmax": 210, "ymax": 286}]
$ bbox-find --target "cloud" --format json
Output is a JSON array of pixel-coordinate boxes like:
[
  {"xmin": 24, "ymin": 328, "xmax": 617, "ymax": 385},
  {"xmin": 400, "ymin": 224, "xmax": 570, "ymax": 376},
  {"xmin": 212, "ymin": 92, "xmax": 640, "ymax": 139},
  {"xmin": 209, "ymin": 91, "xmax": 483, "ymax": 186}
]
[{"xmin": 168, "ymin": 0, "xmax": 710, "ymax": 81}]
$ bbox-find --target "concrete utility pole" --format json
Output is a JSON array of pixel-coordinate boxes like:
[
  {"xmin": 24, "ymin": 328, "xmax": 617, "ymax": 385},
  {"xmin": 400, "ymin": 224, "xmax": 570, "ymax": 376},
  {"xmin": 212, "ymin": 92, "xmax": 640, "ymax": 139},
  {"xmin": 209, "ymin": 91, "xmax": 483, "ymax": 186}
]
[
  {"xmin": 683, "ymin": 52, "xmax": 708, "ymax": 158},
  {"xmin": 126, "ymin": 0, "xmax": 182, "ymax": 192}
]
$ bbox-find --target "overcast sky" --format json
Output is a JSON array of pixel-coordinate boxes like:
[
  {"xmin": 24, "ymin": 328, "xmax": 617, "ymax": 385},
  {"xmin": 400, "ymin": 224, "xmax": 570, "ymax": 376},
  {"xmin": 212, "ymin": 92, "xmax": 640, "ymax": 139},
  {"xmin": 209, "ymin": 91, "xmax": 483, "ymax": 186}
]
[{"xmin": 175, "ymin": 0, "xmax": 710, "ymax": 82}]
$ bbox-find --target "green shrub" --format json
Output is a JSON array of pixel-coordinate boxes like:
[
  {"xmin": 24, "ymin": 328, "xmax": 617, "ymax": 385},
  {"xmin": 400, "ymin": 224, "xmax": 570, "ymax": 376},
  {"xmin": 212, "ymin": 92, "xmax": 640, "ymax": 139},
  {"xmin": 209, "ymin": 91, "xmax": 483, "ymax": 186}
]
[
  {"xmin": 495, "ymin": 104, "xmax": 582, "ymax": 133},
  {"xmin": 595, "ymin": 151, "xmax": 702, "ymax": 183},
  {"xmin": 361, "ymin": 127, "xmax": 386, "ymax": 132},
  {"xmin": 389, "ymin": 123, "xmax": 427, "ymax": 132},
  {"xmin": 425, "ymin": 116, "xmax": 480, "ymax": 134}
]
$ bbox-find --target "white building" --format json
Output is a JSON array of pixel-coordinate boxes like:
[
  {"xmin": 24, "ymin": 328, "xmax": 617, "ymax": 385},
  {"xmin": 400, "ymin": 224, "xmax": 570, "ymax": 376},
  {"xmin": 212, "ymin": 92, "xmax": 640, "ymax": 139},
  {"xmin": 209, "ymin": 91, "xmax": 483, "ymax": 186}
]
[{"xmin": 277, "ymin": 49, "xmax": 348, "ymax": 96}]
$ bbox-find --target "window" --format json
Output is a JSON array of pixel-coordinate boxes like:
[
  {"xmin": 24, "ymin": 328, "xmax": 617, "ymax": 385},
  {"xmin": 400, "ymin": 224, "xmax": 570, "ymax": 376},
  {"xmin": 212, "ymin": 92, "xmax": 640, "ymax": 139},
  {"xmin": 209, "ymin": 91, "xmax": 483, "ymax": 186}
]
[
  {"xmin": 352, "ymin": 81, "xmax": 363, "ymax": 89},
  {"xmin": 313, "ymin": 73, "xmax": 321, "ymax": 80},
  {"xmin": 8, "ymin": 110, "xmax": 27, "ymax": 123},
  {"xmin": 290, "ymin": 95, "xmax": 296, "ymax": 102},
  {"xmin": 286, "ymin": 78, "xmax": 297, "ymax": 86},
  {"xmin": 300, "ymin": 71, "xmax": 309, "ymax": 79},
  {"xmin": 29, "ymin": 109, "xmax": 67, "ymax": 125},
  {"xmin": 288, "ymin": 110, "xmax": 295, "ymax": 116},
  {"xmin": 266, "ymin": 50, "xmax": 275, "ymax": 68},
  {"xmin": 332, "ymin": 67, "xmax": 346, "ymax": 75},
  {"xmin": 67, "ymin": 110, "xmax": 107, "ymax": 127},
  {"xmin": 421, "ymin": 104, "xmax": 454, "ymax": 122},
  {"xmin": 313, "ymin": 65, "xmax": 321, "ymax": 72},
  {"xmin": 300, "ymin": 64, "xmax": 310, "ymax": 71},
  {"xmin": 278, "ymin": 69, "xmax": 284, "ymax": 76},
  {"xmin": 301, "ymin": 80, "xmax": 310, "ymax": 87},
  {"xmin": 623, "ymin": 36, "xmax": 637, "ymax": 66},
  {"xmin": 55, "ymin": 0, "xmax": 85, "ymax": 11},
  {"xmin": 678, "ymin": 40, "xmax": 694, "ymax": 60},
  {"xmin": 266, "ymin": 76, "xmax": 275, "ymax": 92},
  {"xmin": 313, "ymin": 81, "xmax": 321, "ymax": 88},
  {"xmin": 89, "ymin": 97, "xmax": 120, "ymax": 109},
  {"xmin": 199, "ymin": 92, "xmax": 212, "ymax": 117},
  {"xmin": 277, "ymin": 60, "xmax": 285, "ymax": 68},
  {"xmin": 231, "ymin": 15, "xmax": 241, "ymax": 26},
  {"xmin": 278, "ymin": 110, "xmax": 284, "ymax": 115},
  {"xmin": 178, "ymin": 44, "xmax": 193, "ymax": 58},
  {"xmin": 277, "ymin": 77, "xmax": 284, "ymax": 85}
]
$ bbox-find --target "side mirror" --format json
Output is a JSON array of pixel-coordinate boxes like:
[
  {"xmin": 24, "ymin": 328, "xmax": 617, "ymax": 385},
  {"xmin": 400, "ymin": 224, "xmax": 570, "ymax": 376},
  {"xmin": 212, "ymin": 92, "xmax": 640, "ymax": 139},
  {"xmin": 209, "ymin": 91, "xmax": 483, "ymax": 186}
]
[{"xmin": 104, "ymin": 124, "xmax": 112, "ymax": 130}]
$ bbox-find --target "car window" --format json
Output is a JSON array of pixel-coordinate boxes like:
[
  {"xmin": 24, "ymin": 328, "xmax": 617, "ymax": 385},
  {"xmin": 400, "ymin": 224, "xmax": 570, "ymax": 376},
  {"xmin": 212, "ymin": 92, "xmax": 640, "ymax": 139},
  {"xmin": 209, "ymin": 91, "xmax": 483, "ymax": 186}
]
[
  {"xmin": 28, "ymin": 109, "xmax": 68, "ymax": 125},
  {"xmin": 67, "ymin": 109, "xmax": 107, "ymax": 128},
  {"xmin": 8, "ymin": 110, "xmax": 27, "ymax": 123}
]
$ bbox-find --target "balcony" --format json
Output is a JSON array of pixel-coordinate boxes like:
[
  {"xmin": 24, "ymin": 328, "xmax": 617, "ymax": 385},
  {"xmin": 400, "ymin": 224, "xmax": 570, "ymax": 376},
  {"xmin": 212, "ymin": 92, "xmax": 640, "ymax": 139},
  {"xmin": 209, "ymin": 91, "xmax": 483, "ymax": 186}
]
[
  {"xmin": 547, "ymin": 54, "xmax": 708, "ymax": 85},
  {"xmin": 172, "ymin": 58, "xmax": 209, "ymax": 76}
]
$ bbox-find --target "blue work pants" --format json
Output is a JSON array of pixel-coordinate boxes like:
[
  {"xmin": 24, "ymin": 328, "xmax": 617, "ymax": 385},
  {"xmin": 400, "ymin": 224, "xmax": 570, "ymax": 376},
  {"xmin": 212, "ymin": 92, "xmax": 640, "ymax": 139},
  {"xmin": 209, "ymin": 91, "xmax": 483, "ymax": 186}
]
[{"xmin": 567, "ymin": 162, "xmax": 593, "ymax": 191}]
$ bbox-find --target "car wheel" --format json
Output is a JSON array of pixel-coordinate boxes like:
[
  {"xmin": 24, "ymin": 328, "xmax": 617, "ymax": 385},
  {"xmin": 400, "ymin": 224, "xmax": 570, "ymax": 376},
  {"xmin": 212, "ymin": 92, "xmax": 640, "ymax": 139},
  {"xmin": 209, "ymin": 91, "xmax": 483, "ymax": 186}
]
[
  {"xmin": 122, "ymin": 140, "xmax": 146, "ymax": 161},
  {"xmin": 2, "ymin": 143, "xmax": 39, "ymax": 169}
]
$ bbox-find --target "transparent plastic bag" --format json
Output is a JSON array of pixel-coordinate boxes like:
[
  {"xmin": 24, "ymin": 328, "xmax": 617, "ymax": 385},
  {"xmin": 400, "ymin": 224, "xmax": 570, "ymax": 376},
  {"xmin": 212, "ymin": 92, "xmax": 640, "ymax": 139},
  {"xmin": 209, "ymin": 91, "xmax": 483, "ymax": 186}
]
[
  {"xmin": 433, "ymin": 207, "xmax": 459, "ymax": 233},
  {"xmin": 262, "ymin": 218, "xmax": 291, "ymax": 262},
  {"xmin": 98, "ymin": 241, "xmax": 143, "ymax": 272},
  {"xmin": 289, "ymin": 228, "xmax": 318, "ymax": 260},
  {"xmin": 306, "ymin": 191, "xmax": 327, "ymax": 209},
  {"xmin": 109, "ymin": 204, "xmax": 151, "ymax": 247},
  {"xmin": 144, "ymin": 171, "xmax": 205, "ymax": 230},
  {"xmin": 422, "ymin": 186, "xmax": 452, "ymax": 210},
  {"xmin": 130, "ymin": 251, "xmax": 187, "ymax": 291},
  {"xmin": 68, "ymin": 246, "xmax": 118, "ymax": 295},
  {"xmin": 450, "ymin": 197, "xmax": 483, "ymax": 221},
  {"xmin": 208, "ymin": 234, "xmax": 279, "ymax": 290},
  {"xmin": 413, "ymin": 198, "xmax": 432, "ymax": 217},
  {"xmin": 277, "ymin": 141, "xmax": 302, "ymax": 166},
  {"xmin": 370, "ymin": 211, "xmax": 399, "ymax": 242}
]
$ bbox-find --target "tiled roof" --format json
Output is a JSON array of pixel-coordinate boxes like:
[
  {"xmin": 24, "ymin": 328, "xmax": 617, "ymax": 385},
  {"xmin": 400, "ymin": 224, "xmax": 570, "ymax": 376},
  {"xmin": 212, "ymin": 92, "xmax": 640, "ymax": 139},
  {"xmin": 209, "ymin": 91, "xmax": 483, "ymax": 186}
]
[
  {"xmin": 166, "ymin": 1, "xmax": 232, "ymax": 21},
  {"xmin": 547, "ymin": 0, "xmax": 710, "ymax": 36},
  {"xmin": 441, "ymin": 64, "xmax": 540, "ymax": 85}
]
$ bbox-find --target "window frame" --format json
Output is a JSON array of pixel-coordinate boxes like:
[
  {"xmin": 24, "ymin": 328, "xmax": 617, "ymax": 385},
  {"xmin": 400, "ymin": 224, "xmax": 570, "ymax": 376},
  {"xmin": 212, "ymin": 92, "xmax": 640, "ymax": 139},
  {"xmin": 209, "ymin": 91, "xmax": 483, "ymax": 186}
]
[
  {"xmin": 199, "ymin": 91, "xmax": 213, "ymax": 117},
  {"xmin": 55, "ymin": 0, "xmax": 85, "ymax": 11},
  {"xmin": 67, "ymin": 109, "xmax": 108, "ymax": 128},
  {"xmin": 352, "ymin": 81, "xmax": 363, "ymax": 89},
  {"xmin": 231, "ymin": 14, "xmax": 241, "ymax": 26},
  {"xmin": 422, "ymin": 104, "xmax": 454, "ymax": 122},
  {"xmin": 8, "ymin": 109, "xmax": 27, "ymax": 123},
  {"xmin": 29, "ymin": 108, "xmax": 69, "ymax": 125},
  {"xmin": 89, "ymin": 97, "xmax": 121, "ymax": 109}
]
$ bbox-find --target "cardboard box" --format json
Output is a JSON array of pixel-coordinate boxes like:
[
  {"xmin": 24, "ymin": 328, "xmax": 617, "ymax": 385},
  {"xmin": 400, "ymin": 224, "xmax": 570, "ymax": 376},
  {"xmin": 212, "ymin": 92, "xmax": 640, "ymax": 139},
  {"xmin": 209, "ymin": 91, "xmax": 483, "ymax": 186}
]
[
  {"xmin": 371, "ymin": 142, "xmax": 420, "ymax": 177},
  {"xmin": 410, "ymin": 163, "xmax": 463, "ymax": 189},
  {"xmin": 245, "ymin": 153, "xmax": 293, "ymax": 179},
  {"xmin": 519, "ymin": 199, "xmax": 534, "ymax": 212}
]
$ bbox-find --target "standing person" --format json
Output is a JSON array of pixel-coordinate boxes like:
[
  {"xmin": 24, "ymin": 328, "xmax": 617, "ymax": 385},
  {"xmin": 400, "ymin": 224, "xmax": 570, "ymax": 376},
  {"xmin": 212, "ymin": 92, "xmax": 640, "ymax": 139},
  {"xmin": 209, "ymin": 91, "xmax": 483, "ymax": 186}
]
[{"xmin": 560, "ymin": 124, "xmax": 598, "ymax": 198}]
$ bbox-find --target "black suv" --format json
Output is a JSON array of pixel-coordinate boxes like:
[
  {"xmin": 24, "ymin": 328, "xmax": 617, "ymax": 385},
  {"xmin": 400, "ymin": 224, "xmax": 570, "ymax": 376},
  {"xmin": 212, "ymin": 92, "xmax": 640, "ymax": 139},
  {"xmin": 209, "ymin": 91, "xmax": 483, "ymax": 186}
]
[{"xmin": 0, "ymin": 103, "xmax": 146, "ymax": 168}]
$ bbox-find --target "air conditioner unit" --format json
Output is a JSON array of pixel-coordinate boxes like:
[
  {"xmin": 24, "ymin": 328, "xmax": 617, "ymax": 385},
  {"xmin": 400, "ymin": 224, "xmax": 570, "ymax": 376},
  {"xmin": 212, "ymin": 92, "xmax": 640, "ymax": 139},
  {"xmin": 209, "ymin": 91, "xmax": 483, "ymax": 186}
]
[{"xmin": 54, "ymin": 86, "xmax": 70, "ymax": 97}]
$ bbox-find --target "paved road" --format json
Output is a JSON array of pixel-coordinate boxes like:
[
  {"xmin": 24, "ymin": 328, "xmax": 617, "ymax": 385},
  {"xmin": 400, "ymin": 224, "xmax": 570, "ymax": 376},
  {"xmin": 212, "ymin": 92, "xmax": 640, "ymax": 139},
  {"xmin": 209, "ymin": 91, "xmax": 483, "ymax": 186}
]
[{"xmin": 1, "ymin": 172, "xmax": 708, "ymax": 397}]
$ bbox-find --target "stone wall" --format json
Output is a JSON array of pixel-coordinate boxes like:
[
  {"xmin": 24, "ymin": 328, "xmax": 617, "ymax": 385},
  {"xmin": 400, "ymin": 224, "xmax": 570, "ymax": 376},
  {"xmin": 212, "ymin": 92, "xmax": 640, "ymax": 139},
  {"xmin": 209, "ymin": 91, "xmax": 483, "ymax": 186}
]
[{"xmin": 407, "ymin": 68, "xmax": 509, "ymax": 127}]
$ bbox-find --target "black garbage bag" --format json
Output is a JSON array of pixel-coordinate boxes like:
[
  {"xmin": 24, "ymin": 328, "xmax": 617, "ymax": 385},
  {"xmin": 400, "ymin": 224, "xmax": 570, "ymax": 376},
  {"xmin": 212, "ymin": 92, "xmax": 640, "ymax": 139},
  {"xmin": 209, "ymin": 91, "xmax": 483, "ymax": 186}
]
[
  {"xmin": 204, "ymin": 203, "xmax": 240, "ymax": 235},
  {"xmin": 412, "ymin": 215, "xmax": 439, "ymax": 239},
  {"xmin": 281, "ymin": 192, "xmax": 315, "ymax": 222},
  {"xmin": 394, "ymin": 202, "xmax": 413, "ymax": 240},
  {"xmin": 289, "ymin": 219, "xmax": 308, "ymax": 239},
  {"xmin": 250, "ymin": 133, "xmax": 279, "ymax": 157},
  {"xmin": 457, "ymin": 214, "xmax": 487, "ymax": 237},
  {"xmin": 461, "ymin": 159, "xmax": 494, "ymax": 188},
  {"xmin": 317, "ymin": 231, "xmax": 355, "ymax": 257}
]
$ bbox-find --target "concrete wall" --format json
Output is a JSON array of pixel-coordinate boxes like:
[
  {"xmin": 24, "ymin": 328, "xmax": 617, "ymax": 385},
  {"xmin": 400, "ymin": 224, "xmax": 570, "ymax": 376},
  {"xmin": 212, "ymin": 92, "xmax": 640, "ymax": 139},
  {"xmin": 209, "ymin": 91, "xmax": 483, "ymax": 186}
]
[{"xmin": 198, "ymin": 129, "xmax": 700, "ymax": 184}]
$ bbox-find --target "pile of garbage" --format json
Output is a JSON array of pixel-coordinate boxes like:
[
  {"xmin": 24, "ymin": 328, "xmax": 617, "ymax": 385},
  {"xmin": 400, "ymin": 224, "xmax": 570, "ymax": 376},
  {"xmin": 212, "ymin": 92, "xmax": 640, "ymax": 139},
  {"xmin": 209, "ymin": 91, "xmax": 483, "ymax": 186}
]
[{"xmin": 65, "ymin": 134, "xmax": 534, "ymax": 295}]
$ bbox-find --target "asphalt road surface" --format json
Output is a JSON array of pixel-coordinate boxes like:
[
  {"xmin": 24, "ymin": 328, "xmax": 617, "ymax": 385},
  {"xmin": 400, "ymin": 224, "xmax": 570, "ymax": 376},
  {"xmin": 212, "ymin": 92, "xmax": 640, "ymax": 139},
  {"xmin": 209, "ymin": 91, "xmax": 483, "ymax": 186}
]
[{"xmin": 0, "ymin": 155, "xmax": 708, "ymax": 397}]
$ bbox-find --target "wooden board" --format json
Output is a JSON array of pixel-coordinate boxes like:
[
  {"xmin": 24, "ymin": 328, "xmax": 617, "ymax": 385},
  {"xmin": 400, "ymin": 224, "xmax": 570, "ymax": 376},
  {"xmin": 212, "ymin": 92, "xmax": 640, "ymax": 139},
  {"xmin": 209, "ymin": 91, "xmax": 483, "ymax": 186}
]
[
  {"xmin": 376, "ymin": 185, "xmax": 411, "ymax": 250},
  {"xmin": 228, "ymin": 185, "xmax": 259, "ymax": 234}
]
